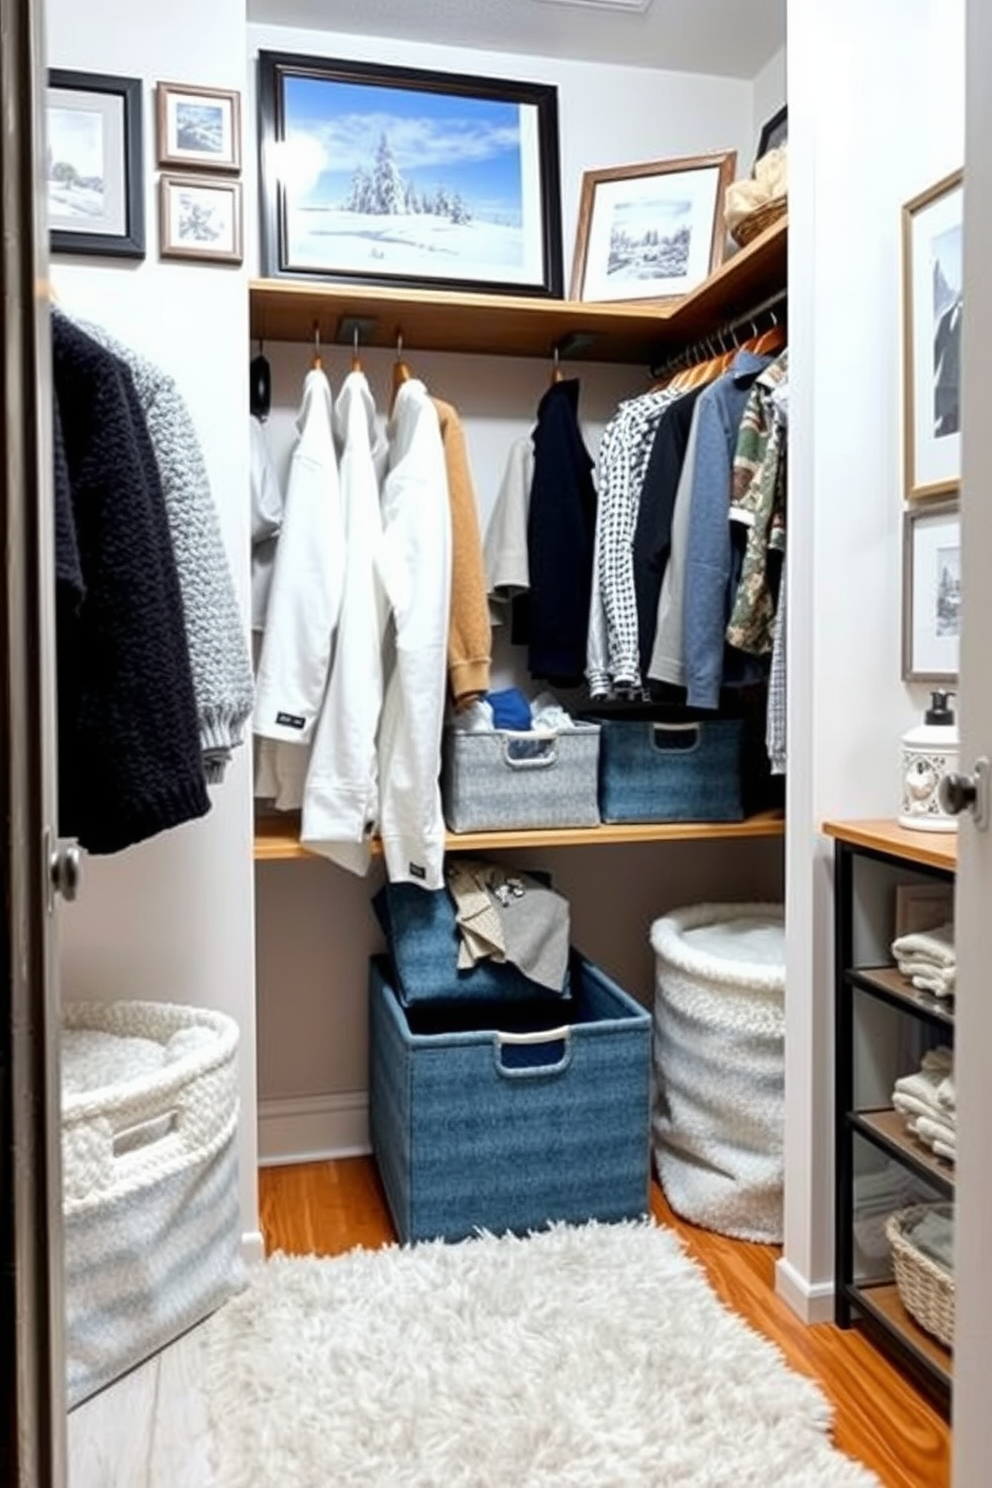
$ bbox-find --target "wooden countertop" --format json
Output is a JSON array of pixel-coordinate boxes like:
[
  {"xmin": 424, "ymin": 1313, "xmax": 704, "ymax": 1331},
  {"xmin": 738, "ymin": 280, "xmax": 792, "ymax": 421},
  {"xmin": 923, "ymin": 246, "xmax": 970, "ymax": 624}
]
[{"xmin": 822, "ymin": 818, "xmax": 957, "ymax": 872}]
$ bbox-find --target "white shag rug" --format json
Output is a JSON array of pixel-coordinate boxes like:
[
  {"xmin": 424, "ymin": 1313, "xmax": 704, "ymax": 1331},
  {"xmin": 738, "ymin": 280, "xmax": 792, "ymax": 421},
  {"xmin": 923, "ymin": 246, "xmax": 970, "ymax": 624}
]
[{"xmin": 202, "ymin": 1221, "xmax": 880, "ymax": 1488}]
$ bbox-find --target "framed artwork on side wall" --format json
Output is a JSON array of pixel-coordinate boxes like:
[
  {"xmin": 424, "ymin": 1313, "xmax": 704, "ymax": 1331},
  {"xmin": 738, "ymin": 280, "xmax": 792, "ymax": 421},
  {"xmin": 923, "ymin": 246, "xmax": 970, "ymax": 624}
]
[
  {"xmin": 903, "ymin": 500, "xmax": 960, "ymax": 683},
  {"xmin": 46, "ymin": 70, "xmax": 145, "ymax": 258},
  {"xmin": 257, "ymin": 52, "xmax": 563, "ymax": 298},
  {"xmin": 902, "ymin": 169, "xmax": 964, "ymax": 500}
]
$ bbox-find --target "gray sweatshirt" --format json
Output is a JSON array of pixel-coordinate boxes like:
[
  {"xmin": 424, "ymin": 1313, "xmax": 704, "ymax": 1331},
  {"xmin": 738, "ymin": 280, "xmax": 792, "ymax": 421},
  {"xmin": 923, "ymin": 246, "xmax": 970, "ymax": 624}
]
[{"xmin": 78, "ymin": 319, "xmax": 254, "ymax": 781}]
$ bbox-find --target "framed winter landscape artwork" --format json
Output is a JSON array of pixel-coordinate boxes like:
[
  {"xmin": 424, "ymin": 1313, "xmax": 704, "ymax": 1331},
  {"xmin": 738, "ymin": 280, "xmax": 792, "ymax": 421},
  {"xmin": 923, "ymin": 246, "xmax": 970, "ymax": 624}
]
[
  {"xmin": 570, "ymin": 152, "xmax": 736, "ymax": 303},
  {"xmin": 902, "ymin": 168, "xmax": 963, "ymax": 501},
  {"xmin": 902, "ymin": 500, "xmax": 961, "ymax": 683},
  {"xmin": 159, "ymin": 174, "xmax": 243, "ymax": 264},
  {"xmin": 257, "ymin": 52, "xmax": 563, "ymax": 296},
  {"xmin": 156, "ymin": 81, "xmax": 241, "ymax": 172},
  {"xmin": 46, "ymin": 70, "xmax": 145, "ymax": 258}
]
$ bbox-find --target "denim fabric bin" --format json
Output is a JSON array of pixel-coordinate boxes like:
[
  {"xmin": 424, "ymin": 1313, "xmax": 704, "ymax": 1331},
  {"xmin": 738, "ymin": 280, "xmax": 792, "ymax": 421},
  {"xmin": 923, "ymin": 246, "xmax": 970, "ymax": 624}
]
[
  {"xmin": 441, "ymin": 724, "xmax": 601, "ymax": 832},
  {"xmin": 598, "ymin": 718, "xmax": 745, "ymax": 823},
  {"xmin": 369, "ymin": 951, "xmax": 651, "ymax": 1244},
  {"xmin": 372, "ymin": 880, "xmax": 571, "ymax": 1006}
]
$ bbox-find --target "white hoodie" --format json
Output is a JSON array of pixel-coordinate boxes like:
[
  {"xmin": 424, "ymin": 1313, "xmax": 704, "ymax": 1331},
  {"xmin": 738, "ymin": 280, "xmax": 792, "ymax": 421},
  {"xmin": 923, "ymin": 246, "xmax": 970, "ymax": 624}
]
[
  {"xmin": 253, "ymin": 369, "xmax": 342, "ymax": 807},
  {"xmin": 301, "ymin": 371, "xmax": 388, "ymax": 873},
  {"xmin": 376, "ymin": 380, "xmax": 452, "ymax": 890}
]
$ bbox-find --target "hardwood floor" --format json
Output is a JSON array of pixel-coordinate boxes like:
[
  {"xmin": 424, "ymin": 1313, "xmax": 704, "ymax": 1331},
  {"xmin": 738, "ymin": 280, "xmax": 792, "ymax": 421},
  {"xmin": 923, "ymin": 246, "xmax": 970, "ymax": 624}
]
[{"xmin": 259, "ymin": 1157, "xmax": 951, "ymax": 1488}]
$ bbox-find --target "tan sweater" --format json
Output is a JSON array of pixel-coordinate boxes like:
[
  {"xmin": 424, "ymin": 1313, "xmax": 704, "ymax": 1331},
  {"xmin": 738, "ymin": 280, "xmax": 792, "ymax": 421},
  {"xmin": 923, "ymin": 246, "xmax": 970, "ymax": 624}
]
[{"xmin": 432, "ymin": 397, "xmax": 491, "ymax": 708}]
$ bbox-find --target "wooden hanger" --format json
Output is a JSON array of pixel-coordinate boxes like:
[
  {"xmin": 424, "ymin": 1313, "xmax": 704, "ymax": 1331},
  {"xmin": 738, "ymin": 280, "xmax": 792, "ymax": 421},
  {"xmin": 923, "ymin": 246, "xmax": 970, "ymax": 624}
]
[
  {"xmin": 310, "ymin": 321, "xmax": 323, "ymax": 372},
  {"xmin": 351, "ymin": 325, "xmax": 362, "ymax": 374},
  {"xmin": 390, "ymin": 331, "xmax": 412, "ymax": 411},
  {"xmin": 550, "ymin": 346, "xmax": 564, "ymax": 384}
]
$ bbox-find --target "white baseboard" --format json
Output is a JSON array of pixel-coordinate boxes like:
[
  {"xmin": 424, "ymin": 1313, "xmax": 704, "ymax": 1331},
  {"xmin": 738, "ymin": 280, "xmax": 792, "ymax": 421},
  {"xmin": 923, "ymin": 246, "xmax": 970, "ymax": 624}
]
[
  {"xmin": 257, "ymin": 1090, "xmax": 371, "ymax": 1166},
  {"xmin": 775, "ymin": 1256, "xmax": 835, "ymax": 1324},
  {"xmin": 241, "ymin": 1229, "xmax": 265, "ymax": 1266}
]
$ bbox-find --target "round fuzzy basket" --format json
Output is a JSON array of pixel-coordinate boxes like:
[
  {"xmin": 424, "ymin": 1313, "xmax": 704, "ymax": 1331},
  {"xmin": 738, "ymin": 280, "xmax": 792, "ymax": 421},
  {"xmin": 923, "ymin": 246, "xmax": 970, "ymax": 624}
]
[{"xmin": 650, "ymin": 902, "xmax": 786, "ymax": 1241}]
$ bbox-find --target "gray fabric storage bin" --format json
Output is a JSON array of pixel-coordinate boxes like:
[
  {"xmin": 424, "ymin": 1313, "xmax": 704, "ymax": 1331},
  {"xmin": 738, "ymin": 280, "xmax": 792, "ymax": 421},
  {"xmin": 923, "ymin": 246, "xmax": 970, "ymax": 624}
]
[
  {"xmin": 369, "ymin": 950, "xmax": 651, "ymax": 1244},
  {"xmin": 441, "ymin": 724, "xmax": 601, "ymax": 832},
  {"xmin": 61, "ymin": 999, "xmax": 243, "ymax": 1407}
]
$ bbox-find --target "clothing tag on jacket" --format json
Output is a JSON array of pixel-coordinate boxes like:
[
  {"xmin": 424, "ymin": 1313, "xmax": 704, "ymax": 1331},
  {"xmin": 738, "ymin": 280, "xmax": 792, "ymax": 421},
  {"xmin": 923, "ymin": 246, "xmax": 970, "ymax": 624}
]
[
  {"xmin": 408, "ymin": 862, "xmax": 426, "ymax": 881},
  {"xmin": 275, "ymin": 711, "xmax": 305, "ymax": 730}
]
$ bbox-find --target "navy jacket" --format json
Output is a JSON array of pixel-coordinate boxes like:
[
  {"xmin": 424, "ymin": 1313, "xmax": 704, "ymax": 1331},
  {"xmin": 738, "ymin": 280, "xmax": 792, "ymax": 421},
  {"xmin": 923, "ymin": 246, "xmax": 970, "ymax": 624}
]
[{"xmin": 53, "ymin": 315, "xmax": 209, "ymax": 853}]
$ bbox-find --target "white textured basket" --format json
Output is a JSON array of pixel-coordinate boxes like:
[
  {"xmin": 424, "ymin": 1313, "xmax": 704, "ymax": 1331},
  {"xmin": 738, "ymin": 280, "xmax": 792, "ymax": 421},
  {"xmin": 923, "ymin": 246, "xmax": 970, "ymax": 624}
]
[
  {"xmin": 650, "ymin": 902, "xmax": 785, "ymax": 1242},
  {"xmin": 62, "ymin": 999, "xmax": 243, "ymax": 1407}
]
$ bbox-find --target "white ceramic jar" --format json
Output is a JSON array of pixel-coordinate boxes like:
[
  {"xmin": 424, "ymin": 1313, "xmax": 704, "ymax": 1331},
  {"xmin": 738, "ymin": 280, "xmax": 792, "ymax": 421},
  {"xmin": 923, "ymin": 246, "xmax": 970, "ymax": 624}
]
[{"xmin": 899, "ymin": 691, "xmax": 959, "ymax": 832}]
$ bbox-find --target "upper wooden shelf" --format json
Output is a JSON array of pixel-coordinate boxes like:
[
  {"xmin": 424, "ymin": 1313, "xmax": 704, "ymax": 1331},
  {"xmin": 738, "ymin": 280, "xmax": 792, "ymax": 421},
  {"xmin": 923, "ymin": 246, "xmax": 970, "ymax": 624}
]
[
  {"xmin": 822, "ymin": 818, "xmax": 957, "ymax": 874},
  {"xmin": 254, "ymin": 809, "xmax": 785, "ymax": 862},
  {"xmin": 249, "ymin": 215, "xmax": 787, "ymax": 366}
]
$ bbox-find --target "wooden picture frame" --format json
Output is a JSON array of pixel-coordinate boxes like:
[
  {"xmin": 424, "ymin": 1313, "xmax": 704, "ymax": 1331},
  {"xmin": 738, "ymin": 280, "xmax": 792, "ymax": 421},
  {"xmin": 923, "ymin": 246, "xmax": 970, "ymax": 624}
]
[
  {"xmin": 257, "ymin": 51, "xmax": 563, "ymax": 298},
  {"xmin": 159, "ymin": 173, "xmax": 243, "ymax": 264},
  {"xmin": 902, "ymin": 499, "xmax": 960, "ymax": 682},
  {"xmin": 569, "ymin": 151, "xmax": 736, "ymax": 303},
  {"xmin": 902, "ymin": 169, "xmax": 964, "ymax": 500},
  {"xmin": 156, "ymin": 81, "xmax": 241, "ymax": 172},
  {"xmin": 756, "ymin": 105, "xmax": 787, "ymax": 164},
  {"xmin": 46, "ymin": 70, "xmax": 145, "ymax": 258}
]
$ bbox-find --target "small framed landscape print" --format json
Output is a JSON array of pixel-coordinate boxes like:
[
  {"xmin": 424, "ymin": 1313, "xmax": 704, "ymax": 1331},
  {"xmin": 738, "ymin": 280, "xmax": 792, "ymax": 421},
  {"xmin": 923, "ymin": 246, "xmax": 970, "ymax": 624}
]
[
  {"xmin": 902, "ymin": 169, "xmax": 963, "ymax": 501},
  {"xmin": 756, "ymin": 105, "xmax": 787, "ymax": 164},
  {"xmin": 157, "ymin": 81, "xmax": 241, "ymax": 172},
  {"xmin": 46, "ymin": 70, "xmax": 144, "ymax": 258},
  {"xmin": 257, "ymin": 51, "xmax": 563, "ymax": 297},
  {"xmin": 159, "ymin": 174, "xmax": 243, "ymax": 264},
  {"xmin": 570, "ymin": 151, "xmax": 736, "ymax": 303},
  {"xmin": 902, "ymin": 500, "xmax": 960, "ymax": 683}
]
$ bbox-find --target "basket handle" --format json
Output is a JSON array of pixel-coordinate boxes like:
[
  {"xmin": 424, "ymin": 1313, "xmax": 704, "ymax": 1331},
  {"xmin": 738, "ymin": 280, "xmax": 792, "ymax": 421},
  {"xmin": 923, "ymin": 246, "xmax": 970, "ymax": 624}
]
[
  {"xmin": 500, "ymin": 730, "xmax": 559, "ymax": 770},
  {"xmin": 492, "ymin": 1025, "xmax": 572, "ymax": 1079},
  {"xmin": 650, "ymin": 722, "xmax": 700, "ymax": 754}
]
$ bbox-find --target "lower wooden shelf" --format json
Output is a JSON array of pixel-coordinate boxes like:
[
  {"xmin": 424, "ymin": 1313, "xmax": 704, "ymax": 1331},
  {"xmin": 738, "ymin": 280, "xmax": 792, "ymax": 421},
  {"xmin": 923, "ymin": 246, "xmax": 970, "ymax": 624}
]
[
  {"xmin": 253, "ymin": 809, "xmax": 785, "ymax": 861},
  {"xmin": 848, "ymin": 1280, "xmax": 952, "ymax": 1394}
]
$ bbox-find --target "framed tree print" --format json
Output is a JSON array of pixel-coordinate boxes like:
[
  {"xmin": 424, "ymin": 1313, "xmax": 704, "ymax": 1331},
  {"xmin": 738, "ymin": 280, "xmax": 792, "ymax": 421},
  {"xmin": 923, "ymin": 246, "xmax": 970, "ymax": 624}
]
[{"xmin": 903, "ymin": 169, "xmax": 963, "ymax": 500}]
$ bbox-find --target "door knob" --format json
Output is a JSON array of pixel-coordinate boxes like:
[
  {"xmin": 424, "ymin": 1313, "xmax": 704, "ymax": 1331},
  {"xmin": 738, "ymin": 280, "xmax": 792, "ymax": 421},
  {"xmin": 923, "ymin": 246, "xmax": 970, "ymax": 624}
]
[
  {"xmin": 49, "ymin": 842, "xmax": 81, "ymax": 902},
  {"xmin": 938, "ymin": 758, "xmax": 990, "ymax": 829}
]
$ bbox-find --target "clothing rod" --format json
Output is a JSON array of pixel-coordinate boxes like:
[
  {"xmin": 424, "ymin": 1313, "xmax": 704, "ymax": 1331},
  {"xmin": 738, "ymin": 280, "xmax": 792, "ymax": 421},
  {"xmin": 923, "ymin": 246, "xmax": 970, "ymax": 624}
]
[{"xmin": 649, "ymin": 288, "xmax": 787, "ymax": 379}]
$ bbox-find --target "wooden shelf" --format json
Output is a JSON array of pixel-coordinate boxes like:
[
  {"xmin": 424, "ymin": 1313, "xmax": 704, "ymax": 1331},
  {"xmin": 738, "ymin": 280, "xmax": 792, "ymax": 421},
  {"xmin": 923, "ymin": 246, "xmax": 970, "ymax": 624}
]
[
  {"xmin": 851, "ymin": 1109, "xmax": 955, "ymax": 1193},
  {"xmin": 849, "ymin": 965, "xmax": 955, "ymax": 1027},
  {"xmin": 849, "ymin": 1281, "xmax": 953, "ymax": 1392},
  {"xmin": 253, "ymin": 808, "xmax": 785, "ymax": 862},
  {"xmin": 249, "ymin": 215, "xmax": 787, "ymax": 365},
  {"xmin": 822, "ymin": 818, "xmax": 957, "ymax": 873}
]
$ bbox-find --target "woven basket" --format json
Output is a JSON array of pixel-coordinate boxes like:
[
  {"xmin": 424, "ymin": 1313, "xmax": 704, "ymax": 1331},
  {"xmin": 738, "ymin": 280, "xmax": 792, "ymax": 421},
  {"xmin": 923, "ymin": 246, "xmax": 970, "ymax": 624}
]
[
  {"xmin": 731, "ymin": 195, "xmax": 787, "ymax": 247},
  {"xmin": 886, "ymin": 1202, "xmax": 955, "ymax": 1348}
]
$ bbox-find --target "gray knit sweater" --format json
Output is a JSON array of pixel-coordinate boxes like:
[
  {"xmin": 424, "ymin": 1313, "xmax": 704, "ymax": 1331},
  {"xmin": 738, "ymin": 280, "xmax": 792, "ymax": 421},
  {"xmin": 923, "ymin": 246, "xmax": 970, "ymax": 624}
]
[{"xmin": 78, "ymin": 319, "xmax": 254, "ymax": 782}]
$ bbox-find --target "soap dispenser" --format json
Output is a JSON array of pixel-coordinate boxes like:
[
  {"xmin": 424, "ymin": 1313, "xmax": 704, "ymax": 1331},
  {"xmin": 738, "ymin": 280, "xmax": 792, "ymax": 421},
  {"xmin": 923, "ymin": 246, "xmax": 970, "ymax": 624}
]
[{"xmin": 899, "ymin": 690, "xmax": 959, "ymax": 831}]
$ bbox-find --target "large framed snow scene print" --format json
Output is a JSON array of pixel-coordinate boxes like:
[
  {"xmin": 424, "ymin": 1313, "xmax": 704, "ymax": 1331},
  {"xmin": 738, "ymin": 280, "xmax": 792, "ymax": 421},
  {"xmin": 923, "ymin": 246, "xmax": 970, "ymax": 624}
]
[{"xmin": 257, "ymin": 52, "xmax": 564, "ymax": 298}]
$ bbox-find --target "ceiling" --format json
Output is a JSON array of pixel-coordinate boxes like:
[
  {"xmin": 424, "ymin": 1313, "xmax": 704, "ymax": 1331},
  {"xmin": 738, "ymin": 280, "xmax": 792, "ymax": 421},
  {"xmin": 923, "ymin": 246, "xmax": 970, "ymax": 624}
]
[{"xmin": 248, "ymin": 0, "xmax": 787, "ymax": 79}]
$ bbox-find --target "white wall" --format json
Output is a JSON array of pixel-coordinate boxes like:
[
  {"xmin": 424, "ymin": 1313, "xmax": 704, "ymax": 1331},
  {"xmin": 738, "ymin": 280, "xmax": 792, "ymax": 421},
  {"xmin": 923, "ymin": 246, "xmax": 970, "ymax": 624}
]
[
  {"xmin": 781, "ymin": 0, "xmax": 965, "ymax": 1318},
  {"xmin": 249, "ymin": 24, "xmax": 784, "ymax": 1160},
  {"xmin": 47, "ymin": 0, "xmax": 259, "ymax": 1245}
]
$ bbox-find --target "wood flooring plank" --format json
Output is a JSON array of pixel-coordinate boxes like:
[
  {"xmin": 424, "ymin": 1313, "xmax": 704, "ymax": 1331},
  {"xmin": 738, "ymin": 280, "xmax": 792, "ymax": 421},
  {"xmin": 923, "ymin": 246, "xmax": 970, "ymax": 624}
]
[{"xmin": 259, "ymin": 1157, "xmax": 951, "ymax": 1488}]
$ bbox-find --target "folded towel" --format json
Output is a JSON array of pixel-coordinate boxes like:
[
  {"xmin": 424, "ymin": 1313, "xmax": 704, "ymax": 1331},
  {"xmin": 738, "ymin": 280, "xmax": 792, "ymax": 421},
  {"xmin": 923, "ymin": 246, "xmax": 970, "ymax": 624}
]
[
  {"xmin": 916, "ymin": 1113, "xmax": 957, "ymax": 1150},
  {"xmin": 937, "ymin": 1074, "xmax": 956, "ymax": 1111},
  {"xmin": 897, "ymin": 961, "xmax": 956, "ymax": 996},
  {"xmin": 933, "ymin": 1138, "xmax": 957, "ymax": 1162},
  {"xmin": 893, "ymin": 1090, "xmax": 945, "ymax": 1127},
  {"xmin": 893, "ymin": 1066, "xmax": 949, "ymax": 1109},
  {"xmin": 891, "ymin": 922, "xmax": 955, "ymax": 967}
]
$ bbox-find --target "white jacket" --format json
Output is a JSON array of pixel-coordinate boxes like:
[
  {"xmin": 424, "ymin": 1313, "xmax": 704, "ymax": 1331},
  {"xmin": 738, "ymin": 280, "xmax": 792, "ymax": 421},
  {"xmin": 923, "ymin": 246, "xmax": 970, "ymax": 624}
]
[
  {"xmin": 376, "ymin": 380, "xmax": 452, "ymax": 889},
  {"xmin": 301, "ymin": 371, "xmax": 388, "ymax": 873},
  {"xmin": 253, "ymin": 369, "xmax": 342, "ymax": 808},
  {"xmin": 253, "ymin": 368, "xmax": 343, "ymax": 745}
]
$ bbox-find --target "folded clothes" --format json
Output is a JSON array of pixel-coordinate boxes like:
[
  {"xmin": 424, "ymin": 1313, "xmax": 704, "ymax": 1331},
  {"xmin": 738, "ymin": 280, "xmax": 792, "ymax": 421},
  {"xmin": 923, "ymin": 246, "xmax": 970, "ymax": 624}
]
[
  {"xmin": 530, "ymin": 690, "xmax": 578, "ymax": 731},
  {"xmin": 891, "ymin": 921, "xmax": 955, "ymax": 967},
  {"xmin": 896, "ymin": 958, "xmax": 956, "ymax": 996},
  {"xmin": 486, "ymin": 687, "xmax": 533, "ymax": 731},
  {"xmin": 909, "ymin": 1207, "xmax": 955, "ymax": 1271},
  {"xmin": 937, "ymin": 1074, "xmax": 956, "ymax": 1111},
  {"xmin": 445, "ymin": 857, "xmax": 570, "ymax": 992},
  {"xmin": 916, "ymin": 1114, "xmax": 957, "ymax": 1153},
  {"xmin": 893, "ymin": 1091, "xmax": 941, "ymax": 1128}
]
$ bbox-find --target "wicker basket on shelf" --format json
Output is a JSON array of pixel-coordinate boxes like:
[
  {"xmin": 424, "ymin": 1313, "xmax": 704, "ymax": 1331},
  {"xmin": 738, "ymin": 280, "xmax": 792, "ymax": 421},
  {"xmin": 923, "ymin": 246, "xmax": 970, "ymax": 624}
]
[
  {"xmin": 885, "ymin": 1202, "xmax": 955, "ymax": 1348},
  {"xmin": 731, "ymin": 195, "xmax": 787, "ymax": 248}
]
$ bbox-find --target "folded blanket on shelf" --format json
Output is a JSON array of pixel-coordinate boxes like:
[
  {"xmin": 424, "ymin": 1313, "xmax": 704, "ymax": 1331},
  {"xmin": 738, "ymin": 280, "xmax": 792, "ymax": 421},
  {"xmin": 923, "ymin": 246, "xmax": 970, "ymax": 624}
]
[
  {"xmin": 916, "ymin": 1114, "xmax": 957, "ymax": 1160},
  {"xmin": 937, "ymin": 1073, "xmax": 956, "ymax": 1111},
  {"xmin": 895, "ymin": 958, "xmax": 956, "ymax": 997},
  {"xmin": 891, "ymin": 921, "xmax": 956, "ymax": 967}
]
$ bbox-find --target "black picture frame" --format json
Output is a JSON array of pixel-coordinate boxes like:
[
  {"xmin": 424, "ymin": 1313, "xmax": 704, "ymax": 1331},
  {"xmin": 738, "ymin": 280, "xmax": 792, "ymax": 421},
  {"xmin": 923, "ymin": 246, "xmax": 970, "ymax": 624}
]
[
  {"xmin": 257, "ymin": 51, "xmax": 563, "ymax": 298},
  {"xmin": 756, "ymin": 104, "xmax": 788, "ymax": 164},
  {"xmin": 46, "ymin": 70, "xmax": 145, "ymax": 259}
]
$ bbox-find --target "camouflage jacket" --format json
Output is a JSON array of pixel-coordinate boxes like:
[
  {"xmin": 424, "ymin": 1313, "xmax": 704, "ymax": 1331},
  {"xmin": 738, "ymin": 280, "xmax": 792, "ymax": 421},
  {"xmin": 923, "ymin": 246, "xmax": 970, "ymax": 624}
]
[{"xmin": 726, "ymin": 352, "xmax": 788, "ymax": 655}]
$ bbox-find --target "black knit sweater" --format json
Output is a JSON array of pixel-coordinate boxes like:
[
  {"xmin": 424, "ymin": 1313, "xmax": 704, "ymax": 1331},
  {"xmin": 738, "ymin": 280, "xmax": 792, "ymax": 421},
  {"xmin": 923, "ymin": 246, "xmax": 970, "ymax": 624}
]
[{"xmin": 52, "ymin": 315, "xmax": 210, "ymax": 853}]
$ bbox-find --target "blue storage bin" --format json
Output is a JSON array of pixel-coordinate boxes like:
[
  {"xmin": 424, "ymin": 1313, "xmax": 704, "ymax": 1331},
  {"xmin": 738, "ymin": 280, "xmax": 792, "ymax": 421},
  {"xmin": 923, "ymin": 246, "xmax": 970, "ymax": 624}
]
[
  {"xmin": 369, "ymin": 951, "xmax": 651, "ymax": 1244},
  {"xmin": 597, "ymin": 718, "xmax": 744, "ymax": 823},
  {"xmin": 372, "ymin": 880, "xmax": 571, "ymax": 1006}
]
